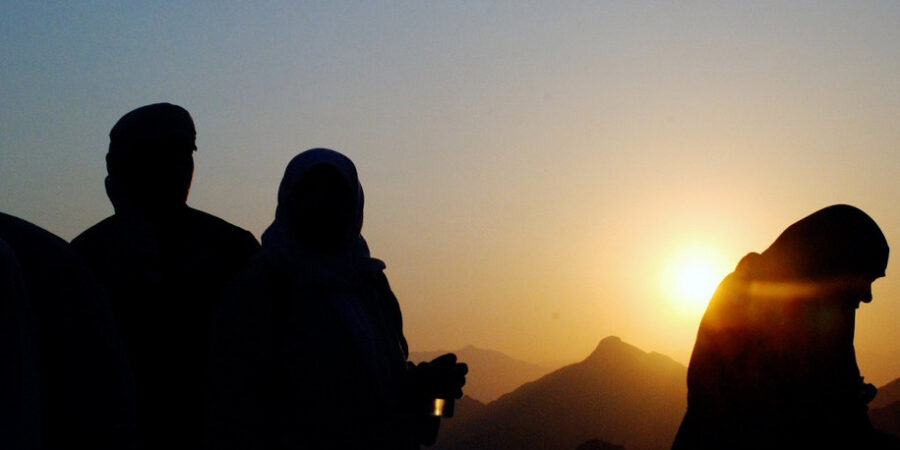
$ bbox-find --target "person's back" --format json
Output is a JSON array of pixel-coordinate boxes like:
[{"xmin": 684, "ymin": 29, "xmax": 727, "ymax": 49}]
[
  {"xmin": 0, "ymin": 212, "xmax": 134, "ymax": 450},
  {"xmin": 71, "ymin": 103, "xmax": 259, "ymax": 449}
]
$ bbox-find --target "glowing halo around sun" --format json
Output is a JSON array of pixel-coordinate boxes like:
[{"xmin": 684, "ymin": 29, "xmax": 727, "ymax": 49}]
[{"xmin": 661, "ymin": 245, "xmax": 731, "ymax": 317}]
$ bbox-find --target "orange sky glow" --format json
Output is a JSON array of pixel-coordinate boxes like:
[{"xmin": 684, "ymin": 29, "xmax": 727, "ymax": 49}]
[{"xmin": 3, "ymin": 2, "xmax": 900, "ymax": 384}]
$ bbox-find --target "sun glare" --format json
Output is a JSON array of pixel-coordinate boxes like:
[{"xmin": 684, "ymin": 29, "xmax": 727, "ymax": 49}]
[{"xmin": 662, "ymin": 246, "xmax": 730, "ymax": 317}]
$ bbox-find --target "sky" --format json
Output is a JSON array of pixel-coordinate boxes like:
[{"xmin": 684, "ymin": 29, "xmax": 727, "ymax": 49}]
[{"xmin": 2, "ymin": 1, "xmax": 900, "ymax": 383}]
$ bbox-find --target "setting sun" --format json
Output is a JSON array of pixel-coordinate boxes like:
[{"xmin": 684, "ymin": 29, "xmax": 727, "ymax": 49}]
[{"xmin": 662, "ymin": 246, "xmax": 730, "ymax": 317}]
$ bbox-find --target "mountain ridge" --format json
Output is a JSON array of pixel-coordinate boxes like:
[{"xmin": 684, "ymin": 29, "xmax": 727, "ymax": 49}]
[
  {"xmin": 409, "ymin": 345, "xmax": 558, "ymax": 403},
  {"xmin": 436, "ymin": 335, "xmax": 687, "ymax": 450}
]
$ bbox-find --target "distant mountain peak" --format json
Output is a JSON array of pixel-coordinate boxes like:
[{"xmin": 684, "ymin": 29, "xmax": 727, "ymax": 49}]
[
  {"xmin": 584, "ymin": 336, "xmax": 679, "ymax": 371},
  {"xmin": 437, "ymin": 336, "xmax": 688, "ymax": 450},
  {"xmin": 408, "ymin": 345, "xmax": 555, "ymax": 403},
  {"xmin": 599, "ymin": 335, "xmax": 622, "ymax": 345},
  {"xmin": 588, "ymin": 335, "xmax": 632, "ymax": 358}
]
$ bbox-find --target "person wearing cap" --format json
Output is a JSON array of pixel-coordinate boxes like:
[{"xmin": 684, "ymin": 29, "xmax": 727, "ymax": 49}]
[
  {"xmin": 72, "ymin": 103, "xmax": 260, "ymax": 449},
  {"xmin": 672, "ymin": 205, "xmax": 899, "ymax": 450}
]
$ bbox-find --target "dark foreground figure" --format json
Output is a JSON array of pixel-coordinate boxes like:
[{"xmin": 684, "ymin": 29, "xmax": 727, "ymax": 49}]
[
  {"xmin": 673, "ymin": 205, "xmax": 900, "ymax": 450},
  {"xmin": 206, "ymin": 148, "xmax": 466, "ymax": 449},
  {"xmin": 71, "ymin": 103, "xmax": 259, "ymax": 449},
  {"xmin": 1, "ymin": 213, "xmax": 134, "ymax": 449},
  {"xmin": 0, "ymin": 236, "xmax": 40, "ymax": 450}
]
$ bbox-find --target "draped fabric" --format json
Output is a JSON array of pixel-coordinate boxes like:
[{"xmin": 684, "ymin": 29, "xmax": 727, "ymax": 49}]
[
  {"xmin": 206, "ymin": 149, "xmax": 417, "ymax": 449},
  {"xmin": 260, "ymin": 147, "xmax": 385, "ymax": 290}
]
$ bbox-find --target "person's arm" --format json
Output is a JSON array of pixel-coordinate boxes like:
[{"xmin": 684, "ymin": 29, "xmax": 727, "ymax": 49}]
[{"xmin": 374, "ymin": 272, "xmax": 468, "ymax": 444}]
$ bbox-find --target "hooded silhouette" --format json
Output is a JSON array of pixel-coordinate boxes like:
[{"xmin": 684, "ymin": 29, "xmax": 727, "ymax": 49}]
[
  {"xmin": 672, "ymin": 204, "xmax": 898, "ymax": 450},
  {"xmin": 1, "ymin": 213, "xmax": 134, "ymax": 450},
  {"xmin": 205, "ymin": 148, "xmax": 465, "ymax": 449},
  {"xmin": 71, "ymin": 103, "xmax": 260, "ymax": 449}
]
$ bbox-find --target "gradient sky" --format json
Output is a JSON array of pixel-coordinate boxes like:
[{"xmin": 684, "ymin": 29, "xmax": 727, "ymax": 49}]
[{"xmin": 2, "ymin": 2, "xmax": 900, "ymax": 383}]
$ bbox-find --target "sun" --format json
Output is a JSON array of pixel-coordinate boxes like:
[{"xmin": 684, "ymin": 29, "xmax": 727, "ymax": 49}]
[
  {"xmin": 661, "ymin": 245, "xmax": 730, "ymax": 317},
  {"xmin": 674, "ymin": 262, "xmax": 719, "ymax": 302}
]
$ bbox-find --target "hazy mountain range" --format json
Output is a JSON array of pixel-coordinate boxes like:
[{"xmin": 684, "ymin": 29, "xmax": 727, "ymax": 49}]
[
  {"xmin": 872, "ymin": 378, "xmax": 900, "ymax": 409},
  {"xmin": 424, "ymin": 336, "xmax": 900, "ymax": 450},
  {"xmin": 409, "ymin": 345, "xmax": 558, "ymax": 403},
  {"xmin": 869, "ymin": 377, "xmax": 900, "ymax": 438},
  {"xmin": 433, "ymin": 336, "xmax": 687, "ymax": 450}
]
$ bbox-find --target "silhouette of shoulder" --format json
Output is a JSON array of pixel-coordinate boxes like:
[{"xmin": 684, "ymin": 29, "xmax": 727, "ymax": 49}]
[
  {"xmin": 1, "ymin": 212, "xmax": 84, "ymax": 267},
  {"xmin": 70, "ymin": 215, "xmax": 115, "ymax": 253},
  {"xmin": 182, "ymin": 207, "xmax": 259, "ymax": 252},
  {"xmin": 1, "ymin": 213, "xmax": 105, "ymax": 300},
  {"xmin": 72, "ymin": 207, "xmax": 259, "ymax": 257}
]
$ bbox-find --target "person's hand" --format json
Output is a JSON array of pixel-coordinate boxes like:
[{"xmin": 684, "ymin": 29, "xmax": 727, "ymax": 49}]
[{"xmin": 417, "ymin": 353, "xmax": 468, "ymax": 399}]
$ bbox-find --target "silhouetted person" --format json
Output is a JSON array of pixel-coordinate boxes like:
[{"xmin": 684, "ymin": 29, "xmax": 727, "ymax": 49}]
[
  {"xmin": 205, "ymin": 148, "xmax": 467, "ymax": 449},
  {"xmin": 672, "ymin": 204, "xmax": 900, "ymax": 450},
  {"xmin": 0, "ymin": 212, "xmax": 134, "ymax": 450},
  {"xmin": 71, "ymin": 103, "xmax": 260, "ymax": 449},
  {"xmin": 0, "ymin": 238, "xmax": 40, "ymax": 450}
]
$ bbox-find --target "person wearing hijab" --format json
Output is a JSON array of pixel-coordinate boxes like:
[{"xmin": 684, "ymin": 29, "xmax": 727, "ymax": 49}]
[
  {"xmin": 71, "ymin": 103, "xmax": 260, "ymax": 449},
  {"xmin": 205, "ymin": 148, "xmax": 467, "ymax": 449},
  {"xmin": 672, "ymin": 204, "xmax": 898, "ymax": 450},
  {"xmin": 1, "ymin": 212, "xmax": 134, "ymax": 450}
]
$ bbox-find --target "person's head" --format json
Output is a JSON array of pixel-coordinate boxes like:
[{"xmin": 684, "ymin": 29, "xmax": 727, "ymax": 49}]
[
  {"xmin": 105, "ymin": 103, "xmax": 196, "ymax": 214},
  {"xmin": 275, "ymin": 148, "xmax": 362, "ymax": 252},
  {"xmin": 759, "ymin": 204, "xmax": 889, "ymax": 306}
]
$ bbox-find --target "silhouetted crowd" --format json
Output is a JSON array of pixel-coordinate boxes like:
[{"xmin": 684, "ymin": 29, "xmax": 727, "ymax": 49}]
[
  {"xmin": 1, "ymin": 103, "xmax": 465, "ymax": 450},
  {"xmin": 1, "ymin": 103, "xmax": 898, "ymax": 449}
]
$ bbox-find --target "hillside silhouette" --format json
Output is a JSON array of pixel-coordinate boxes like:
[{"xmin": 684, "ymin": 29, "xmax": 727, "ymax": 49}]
[
  {"xmin": 867, "ymin": 377, "xmax": 900, "ymax": 439},
  {"xmin": 870, "ymin": 401, "xmax": 900, "ymax": 439},
  {"xmin": 872, "ymin": 378, "xmax": 900, "ymax": 409},
  {"xmin": 410, "ymin": 345, "xmax": 556, "ymax": 403},
  {"xmin": 435, "ymin": 336, "xmax": 686, "ymax": 450}
]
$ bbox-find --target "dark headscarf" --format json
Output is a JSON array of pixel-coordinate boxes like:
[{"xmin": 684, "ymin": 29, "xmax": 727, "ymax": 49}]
[
  {"xmin": 726, "ymin": 205, "xmax": 889, "ymax": 306},
  {"xmin": 755, "ymin": 204, "xmax": 888, "ymax": 281},
  {"xmin": 260, "ymin": 148, "xmax": 385, "ymax": 288},
  {"xmin": 677, "ymin": 205, "xmax": 889, "ymax": 450}
]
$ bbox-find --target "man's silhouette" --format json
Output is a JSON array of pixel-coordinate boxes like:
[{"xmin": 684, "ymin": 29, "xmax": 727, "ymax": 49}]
[
  {"xmin": 1, "ymin": 213, "xmax": 134, "ymax": 450},
  {"xmin": 673, "ymin": 204, "xmax": 899, "ymax": 449},
  {"xmin": 71, "ymin": 103, "xmax": 260, "ymax": 449},
  {"xmin": 205, "ymin": 148, "xmax": 466, "ymax": 449}
]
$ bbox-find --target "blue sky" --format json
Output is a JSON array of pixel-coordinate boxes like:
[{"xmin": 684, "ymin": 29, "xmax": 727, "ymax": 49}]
[{"xmin": 2, "ymin": 1, "xmax": 900, "ymax": 380}]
